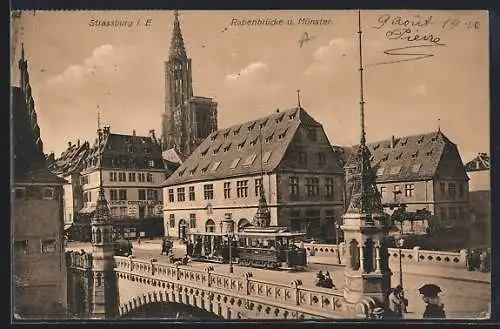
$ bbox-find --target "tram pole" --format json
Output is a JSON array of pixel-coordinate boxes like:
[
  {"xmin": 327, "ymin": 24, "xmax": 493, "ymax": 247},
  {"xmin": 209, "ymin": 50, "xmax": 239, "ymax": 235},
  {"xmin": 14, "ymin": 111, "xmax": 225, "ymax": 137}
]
[{"xmin": 229, "ymin": 232, "xmax": 234, "ymax": 273}]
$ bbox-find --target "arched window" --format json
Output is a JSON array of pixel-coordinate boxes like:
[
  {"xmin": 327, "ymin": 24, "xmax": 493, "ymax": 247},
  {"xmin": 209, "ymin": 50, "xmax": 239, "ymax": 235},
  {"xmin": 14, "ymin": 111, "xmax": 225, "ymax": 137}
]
[
  {"xmin": 349, "ymin": 239, "xmax": 360, "ymax": 270},
  {"xmin": 363, "ymin": 238, "xmax": 374, "ymax": 273},
  {"xmin": 237, "ymin": 218, "xmax": 250, "ymax": 231},
  {"xmin": 205, "ymin": 219, "xmax": 215, "ymax": 233},
  {"xmin": 96, "ymin": 228, "xmax": 102, "ymax": 244}
]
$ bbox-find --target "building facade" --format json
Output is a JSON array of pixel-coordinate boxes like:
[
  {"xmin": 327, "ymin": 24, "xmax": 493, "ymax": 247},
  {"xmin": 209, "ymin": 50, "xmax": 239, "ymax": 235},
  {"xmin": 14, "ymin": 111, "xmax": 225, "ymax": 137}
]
[
  {"xmin": 343, "ymin": 131, "xmax": 470, "ymax": 237},
  {"xmin": 163, "ymin": 108, "xmax": 345, "ymax": 240},
  {"xmin": 162, "ymin": 11, "xmax": 218, "ymax": 157},
  {"xmin": 12, "ymin": 46, "xmax": 67, "ymax": 318},
  {"xmin": 78, "ymin": 128, "xmax": 167, "ymax": 239},
  {"xmin": 464, "ymin": 153, "xmax": 490, "ymax": 247},
  {"xmin": 47, "ymin": 140, "xmax": 90, "ymax": 230}
]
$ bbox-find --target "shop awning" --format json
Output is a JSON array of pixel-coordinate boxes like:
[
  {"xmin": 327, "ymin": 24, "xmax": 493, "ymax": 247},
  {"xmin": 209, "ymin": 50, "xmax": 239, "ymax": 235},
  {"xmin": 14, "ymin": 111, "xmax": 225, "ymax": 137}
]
[{"xmin": 64, "ymin": 224, "xmax": 73, "ymax": 231}]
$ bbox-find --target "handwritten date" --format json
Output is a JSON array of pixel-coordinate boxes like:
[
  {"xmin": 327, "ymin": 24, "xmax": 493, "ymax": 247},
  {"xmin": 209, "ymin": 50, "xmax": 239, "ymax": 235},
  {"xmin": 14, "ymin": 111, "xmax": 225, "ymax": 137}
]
[{"xmin": 373, "ymin": 14, "xmax": 480, "ymax": 31}]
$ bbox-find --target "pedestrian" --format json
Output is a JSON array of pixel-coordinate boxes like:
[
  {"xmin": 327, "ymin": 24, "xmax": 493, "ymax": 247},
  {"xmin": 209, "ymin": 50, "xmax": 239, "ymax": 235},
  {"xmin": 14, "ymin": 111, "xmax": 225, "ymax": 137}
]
[
  {"xmin": 323, "ymin": 271, "xmax": 335, "ymax": 289},
  {"xmin": 479, "ymin": 251, "xmax": 487, "ymax": 273},
  {"xmin": 423, "ymin": 296, "xmax": 446, "ymax": 319},
  {"xmin": 137, "ymin": 237, "xmax": 141, "ymax": 246},
  {"xmin": 314, "ymin": 271, "xmax": 325, "ymax": 287},
  {"xmin": 161, "ymin": 238, "xmax": 167, "ymax": 255},
  {"xmin": 388, "ymin": 285, "xmax": 404, "ymax": 318}
]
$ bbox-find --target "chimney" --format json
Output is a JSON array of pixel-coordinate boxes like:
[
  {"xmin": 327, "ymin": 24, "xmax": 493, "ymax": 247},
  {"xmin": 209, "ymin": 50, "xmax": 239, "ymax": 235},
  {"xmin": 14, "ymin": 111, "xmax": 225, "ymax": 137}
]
[
  {"xmin": 390, "ymin": 135, "xmax": 395, "ymax": 148},
  {"xmin": 476, "ymin": 159, "xmax": 480, "ymax": 170},
  {"xmin": 68, "ymin": 141, "xmax": 72, "ymax": 148},
  {"xmin": 132, "ymin": 130, "xmax": 136, "ymax": 136},
  {"xmin": 103, "ymin": 126, "xmax": 110, "ymax": 135},
  {"xmin": 276, "ymin": 109, "xmax": 280, "ymax": 113},
  {"xmin": 77, "ymin": 139, "xmax": 81, "ymax": 147}
]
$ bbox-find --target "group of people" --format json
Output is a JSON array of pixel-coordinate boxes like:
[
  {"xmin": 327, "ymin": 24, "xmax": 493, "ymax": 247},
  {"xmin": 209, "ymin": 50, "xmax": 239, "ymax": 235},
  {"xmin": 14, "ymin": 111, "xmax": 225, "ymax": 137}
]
[
  {"xmin": 467, "ymin": 249, "xmax": 491, "ymax": 272},
  {"xmin": 314, "ymin": 270, "xmax": 335, "ymax": 289},
  {"xmin": 374, "ymin": 285, "xmax": 445, "ymax": 319},
  {"xmin": 160, "ymin": 237, "xmax": 173, "ymax": 256}
]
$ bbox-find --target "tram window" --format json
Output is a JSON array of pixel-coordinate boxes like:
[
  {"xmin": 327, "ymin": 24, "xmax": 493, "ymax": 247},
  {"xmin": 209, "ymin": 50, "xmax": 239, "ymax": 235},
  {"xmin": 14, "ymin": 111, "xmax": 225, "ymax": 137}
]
[{"xmin": 251, "ymin": 239, "xmax": 257, "ymax": 247}]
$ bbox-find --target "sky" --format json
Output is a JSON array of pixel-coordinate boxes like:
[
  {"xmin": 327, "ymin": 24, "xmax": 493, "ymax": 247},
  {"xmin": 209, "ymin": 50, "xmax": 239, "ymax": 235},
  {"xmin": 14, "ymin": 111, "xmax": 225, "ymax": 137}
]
[{"xmin": 10, "ymin": 10, "xmax": 489, "ymax": 162}]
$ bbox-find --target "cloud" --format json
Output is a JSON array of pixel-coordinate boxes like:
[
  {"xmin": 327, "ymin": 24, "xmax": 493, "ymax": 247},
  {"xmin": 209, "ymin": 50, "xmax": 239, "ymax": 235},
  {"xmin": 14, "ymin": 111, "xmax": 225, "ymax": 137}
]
[
  {"xmin": 225, "ymin": 61, "xmax": 268, "ymax": 81},
  {"xmin": 46, "ymin": 44, "xmax": 115, "ymax": 86},
  {"xmin": 305, "ymin": 38, "xmax": 353, "ymax": 75}
]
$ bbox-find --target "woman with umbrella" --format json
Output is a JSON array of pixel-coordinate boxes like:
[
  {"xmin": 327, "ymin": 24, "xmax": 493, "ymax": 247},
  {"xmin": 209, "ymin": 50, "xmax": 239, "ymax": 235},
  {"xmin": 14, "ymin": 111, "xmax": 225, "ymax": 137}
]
[{"xmin": 419, "ymin": 284, "xmax": 446, "ymax": 319}]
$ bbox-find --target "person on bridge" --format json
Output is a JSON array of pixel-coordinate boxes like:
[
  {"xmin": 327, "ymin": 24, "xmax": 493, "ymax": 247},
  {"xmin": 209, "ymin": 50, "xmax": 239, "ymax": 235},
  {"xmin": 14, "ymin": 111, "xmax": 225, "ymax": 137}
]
[
  {"xmin": 323, "ymin": 271, "xmax": 335, "ymax": 289},
  {"xmin": 388, "ymin": 285, "xmax": 405, "ymax": 318},
  {"xmin": 314, "ymin": 271, "xmax": 325, "ymax": 287}
]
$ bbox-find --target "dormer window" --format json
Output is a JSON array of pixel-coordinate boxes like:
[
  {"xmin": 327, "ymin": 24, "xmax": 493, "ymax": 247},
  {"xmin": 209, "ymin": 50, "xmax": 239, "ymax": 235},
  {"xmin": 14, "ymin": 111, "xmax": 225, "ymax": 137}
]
[
  {"xmin": 262, "ymin": 151, "xmax": 272, "ymax": 163},
  {"xmin": 248, "ymin": 122, "xmax": 256, "ymax": 131},
  {"xmin": 260, "ymin": 119, "xmax": 268, "ymax": 128},
  {"xmin": 411, "ymin": 151, "xmax": 418, "ymax": 158},
  {"xmin": 373, "ymin": 144, "xmax": 380, "ymax": 150},
  {"xmin": 211, "ymin": 161, "xmax": 221, "ymax": 171},
  {"xmin": 250, "ymin": 137, "xmax": 258, "ymax": 147},
  {"xmin": 265, "ymin": 133, "xmax": 274, "ymax": 143},
  {"xmin": 210, "ymin": 133, "xmax": 218, "ymax": 141},
  {"xmin": 243, "ymin": 154, "xmax": 257, "ymax": 166},
  {"xmin": 230, "ymin": 158, "xmax": 240, "ymax": 169},
  {"xmin": 417, "ymin": 136, "xmax": 424, "ymax": 144},
  {"xmin": 201, "ymin": 164, "xmax": 210, "ymax": 173},
  {"xmin": 233, "ymin": 127, "xmax": 241, "ymax": 136},
  {"xmin": 376, "ymin": 167, "xmax": 385, "ymax": 176},
  {"xmin": 223, "ymin": 143, "xmax": 232, "ymax": 152},
  {"xmin": 288, "ymin": 111, "xmax": 297, "ymax": 120},
  {"xmin": 370, "ymin": 156, "xmax": 375, "ymax": 162},
  {"xmin": 213, "ymin": 144, "xmax": 221, "ymax": 154},
  {"xmin": 190, "ymin": 166, "xmax": 198, "ymax": 175},
  {"xmin": 426, "ymin": 149, "xmax": 433, "ymax": 156},
  {"xmin": 278, "ymin": 129, "xmax": 288, "ymax": 140},
  {"xmin": 178, "ymin": 168, "xmax": 186, "ymax": 177},
  {"xmin": 201, "ymin": 148, "xmax": 209, "ymax": 156},
  {"xmin": 395, "ymin": 152, "xmax": 403, "ymax": 160},
  {"xmin": 238, "ymin": 139, "xmax": 247, "ymax": 150},
  {"xmin": 390, "ymin": 166, "xmax": 402, "ymax": 175},
  {"xmin": 382, "ymin": 154, "xmax": 389, "ymax": 161},
  {"xmin": 412, "ymin": 163, "xmax": 422, "ymax": 173},
  {"xmin": 401, "ymin": 138, "xmax": 408, "ymax": 146}
]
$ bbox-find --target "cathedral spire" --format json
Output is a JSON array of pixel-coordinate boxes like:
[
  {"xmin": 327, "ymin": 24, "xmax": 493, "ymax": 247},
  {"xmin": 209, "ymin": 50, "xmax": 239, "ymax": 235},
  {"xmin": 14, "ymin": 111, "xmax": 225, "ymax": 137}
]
[{"xmin": 169, "ymin": 10, "xmax": 187, "ymax": 59}]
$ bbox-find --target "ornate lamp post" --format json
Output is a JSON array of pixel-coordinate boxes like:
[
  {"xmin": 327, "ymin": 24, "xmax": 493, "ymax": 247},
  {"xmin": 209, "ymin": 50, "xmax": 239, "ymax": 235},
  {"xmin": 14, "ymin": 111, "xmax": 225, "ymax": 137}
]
[
  {"xmin": 335, "ymin": 221, "xmax": 341, "ymax": 264},
  {"xmin": 397, "ymin": 235, "xmax": 405, "ymax": 289},
  {"xmin": 222, "ymin": 215, "xmax": 234, "ymax": 274}
]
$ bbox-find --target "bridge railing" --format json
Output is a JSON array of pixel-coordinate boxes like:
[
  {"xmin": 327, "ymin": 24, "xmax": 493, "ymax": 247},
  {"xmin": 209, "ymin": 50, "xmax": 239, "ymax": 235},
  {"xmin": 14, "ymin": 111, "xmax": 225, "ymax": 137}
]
[
  {"xmin": 66, "ymin": 250, "xmax": 93, "ymax": 270},
  {"xmin": 113, "ymin": 257, "xmax": 346, "ymax": 318},
  {"xmin": 299, "ymin": 243, "xmax": 468, "ymax": 269}
]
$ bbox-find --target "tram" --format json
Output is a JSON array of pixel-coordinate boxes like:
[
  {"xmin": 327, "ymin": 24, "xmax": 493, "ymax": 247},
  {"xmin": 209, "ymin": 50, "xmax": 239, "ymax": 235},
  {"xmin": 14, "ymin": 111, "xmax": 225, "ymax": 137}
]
[
  {"xmin": 185, "ymin": 226, "xmax": 307, "ymax": 271},
  {"xmin": 186, "ymin": 231, "xmax": 238, "ymax": 264}
]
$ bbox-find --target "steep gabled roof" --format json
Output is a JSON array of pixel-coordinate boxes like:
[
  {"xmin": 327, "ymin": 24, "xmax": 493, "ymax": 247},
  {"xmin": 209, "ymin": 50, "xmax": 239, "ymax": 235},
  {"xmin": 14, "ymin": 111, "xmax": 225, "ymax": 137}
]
[
  {"xmin": 164, "ymin": 107, "xmax": 319, "ymax": 186},
  {"xmin": 12, "ymin": 86, "xmax": 65, "ymax": 185},
  {"xmin": 345, "ymin": 131, "xmax": 456, "ymax": 182},
  {"xmin": 464, "ymin": 153, "xmax": 490, "ymax": 172},
  {"xmin": 48, "ymin": 141, "xmax": 90, "ymax": 176},
  {"xmin": 82, "ymin": 130, "xmax": 165, "ymax": 172}
]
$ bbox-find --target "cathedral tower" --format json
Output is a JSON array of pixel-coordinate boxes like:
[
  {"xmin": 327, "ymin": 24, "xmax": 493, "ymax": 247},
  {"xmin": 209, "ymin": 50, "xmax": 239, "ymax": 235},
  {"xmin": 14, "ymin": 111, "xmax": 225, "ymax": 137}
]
[{"xmin": 162, "ymin": 11, "xmax": 218, "ymax": 158}]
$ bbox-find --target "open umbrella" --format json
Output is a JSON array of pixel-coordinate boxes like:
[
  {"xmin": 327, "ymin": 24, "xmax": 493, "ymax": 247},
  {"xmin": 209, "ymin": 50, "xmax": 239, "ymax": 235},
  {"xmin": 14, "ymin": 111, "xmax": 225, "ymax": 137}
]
[{"xmin": 418, "ymin": 284, "xmax": 442, "ymax": 297}]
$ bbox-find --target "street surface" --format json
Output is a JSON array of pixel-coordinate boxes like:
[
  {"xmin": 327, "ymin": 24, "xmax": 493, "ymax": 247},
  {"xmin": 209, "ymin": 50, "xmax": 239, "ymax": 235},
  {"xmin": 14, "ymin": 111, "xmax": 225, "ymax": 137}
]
[{"xmin": 67, "ymin": 240, "xmax": 491, "ymax": 320}]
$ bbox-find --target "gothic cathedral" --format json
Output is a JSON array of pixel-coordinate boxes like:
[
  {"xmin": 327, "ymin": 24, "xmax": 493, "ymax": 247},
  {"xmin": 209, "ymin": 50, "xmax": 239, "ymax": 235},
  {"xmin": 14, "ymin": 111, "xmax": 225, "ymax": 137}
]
[{"xmin": 162, "ymin": 11, "xmax": 218, "ymax": 158}]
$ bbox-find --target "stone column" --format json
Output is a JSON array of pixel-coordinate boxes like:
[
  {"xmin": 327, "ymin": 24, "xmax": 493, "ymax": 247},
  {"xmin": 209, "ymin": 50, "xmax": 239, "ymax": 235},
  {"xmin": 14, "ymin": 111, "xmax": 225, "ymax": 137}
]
[
  {"xmin": 375, "ymin": 243, "xmax": 381, "ymax": 273},
  {"xmin": 201, "ymin": 235, "xmax": 206, "ymax": 256},
  {"xmin": 210, "ymin": 235, "xmax": 215, "ymax": 257},
  {"xmin": 359, "ymin": 245, "xmax": 365, "ymax": 272}
]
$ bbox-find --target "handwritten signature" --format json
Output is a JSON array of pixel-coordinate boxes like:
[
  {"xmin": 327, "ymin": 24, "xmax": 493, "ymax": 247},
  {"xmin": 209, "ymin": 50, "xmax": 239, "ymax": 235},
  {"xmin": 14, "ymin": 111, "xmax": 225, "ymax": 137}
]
[{"xmin": 368, "ymin": 43, "xmax": 445, "ymax": 67}]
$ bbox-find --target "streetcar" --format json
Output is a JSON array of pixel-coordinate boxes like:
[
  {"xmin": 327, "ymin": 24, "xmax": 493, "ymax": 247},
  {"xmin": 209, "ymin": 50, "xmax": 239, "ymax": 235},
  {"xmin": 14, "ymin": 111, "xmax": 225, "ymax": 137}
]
[
  {"xmin": 185, "ymin": 226, "xmax": 307, "ymax": 271},
  {"xmin": 237, "ymin": 226, "xmax": 307, "ymax": 270}
]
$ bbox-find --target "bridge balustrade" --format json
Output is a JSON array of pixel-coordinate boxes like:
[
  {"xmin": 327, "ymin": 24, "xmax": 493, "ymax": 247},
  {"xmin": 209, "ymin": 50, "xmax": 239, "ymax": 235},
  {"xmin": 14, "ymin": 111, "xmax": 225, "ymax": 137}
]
[
  {"xmin": 113, "ymin": 256, "xmax": 347, "ymax": 319},
  {"xmin": 299, "ymin": 243, "xmax": 468, "ymax": 269}
]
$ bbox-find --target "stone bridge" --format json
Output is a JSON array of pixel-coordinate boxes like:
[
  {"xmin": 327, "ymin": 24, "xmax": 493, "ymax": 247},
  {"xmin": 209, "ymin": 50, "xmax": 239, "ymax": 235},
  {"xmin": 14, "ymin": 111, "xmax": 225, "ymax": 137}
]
[{"xmin": 66, "ymin": 252, "xmax": 377, "ymax": 319}]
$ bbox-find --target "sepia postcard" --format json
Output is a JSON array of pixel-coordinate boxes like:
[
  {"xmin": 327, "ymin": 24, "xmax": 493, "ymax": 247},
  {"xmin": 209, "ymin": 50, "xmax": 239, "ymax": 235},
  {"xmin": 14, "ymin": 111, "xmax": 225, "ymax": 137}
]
[{"xmin": 10, "ymin": 9, "xmax": 491, "ymax": 322}]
